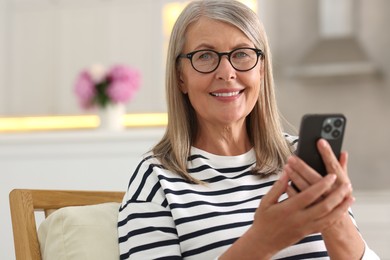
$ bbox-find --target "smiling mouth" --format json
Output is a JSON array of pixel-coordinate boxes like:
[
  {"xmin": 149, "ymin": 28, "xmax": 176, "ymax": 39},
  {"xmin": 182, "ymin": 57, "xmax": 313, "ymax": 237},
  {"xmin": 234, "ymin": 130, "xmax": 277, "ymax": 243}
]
[{"xmin": 210, "ymin": 89, "xmax": 244, "ymax": 97}]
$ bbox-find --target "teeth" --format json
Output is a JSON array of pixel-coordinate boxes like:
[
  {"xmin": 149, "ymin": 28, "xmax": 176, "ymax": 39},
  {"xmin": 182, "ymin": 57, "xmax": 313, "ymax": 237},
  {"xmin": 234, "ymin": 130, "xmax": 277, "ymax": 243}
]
[{"xmin": 211, "ymin": 91, "xmax": 240, "ymax": 97}]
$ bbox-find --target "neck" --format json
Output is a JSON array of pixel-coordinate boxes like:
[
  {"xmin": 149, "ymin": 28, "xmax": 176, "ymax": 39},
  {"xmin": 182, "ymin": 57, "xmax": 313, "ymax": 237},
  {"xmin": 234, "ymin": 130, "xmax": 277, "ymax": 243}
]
[{"xmin": 193, "ymin": 121, "xmax": 252, "ymax": 156}]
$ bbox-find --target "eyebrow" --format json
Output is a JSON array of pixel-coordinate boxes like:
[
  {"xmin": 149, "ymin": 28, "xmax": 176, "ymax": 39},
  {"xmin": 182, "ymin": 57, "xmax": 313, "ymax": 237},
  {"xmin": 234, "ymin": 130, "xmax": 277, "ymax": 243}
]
[
  {"xmin": 192, "ymin": 43, "xmax": 214, "ymax": 50},
  {"xmin": 192, "ymin": 42, "xmax": 255, "ymax": 51}
]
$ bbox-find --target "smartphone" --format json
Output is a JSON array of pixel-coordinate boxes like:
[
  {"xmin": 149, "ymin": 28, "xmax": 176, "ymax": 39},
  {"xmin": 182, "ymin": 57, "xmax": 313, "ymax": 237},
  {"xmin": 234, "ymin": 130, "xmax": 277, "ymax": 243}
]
[{"xmin": 295, "ymin": 113, "xmax": 347, "ymax": 176}]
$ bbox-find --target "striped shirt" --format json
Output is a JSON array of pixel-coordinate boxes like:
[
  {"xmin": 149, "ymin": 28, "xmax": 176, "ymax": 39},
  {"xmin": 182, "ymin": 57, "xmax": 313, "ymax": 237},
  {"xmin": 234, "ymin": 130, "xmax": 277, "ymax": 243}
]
[{"xmin": 118, "ymin": 135, "xmax": 377, "ymax": 259}]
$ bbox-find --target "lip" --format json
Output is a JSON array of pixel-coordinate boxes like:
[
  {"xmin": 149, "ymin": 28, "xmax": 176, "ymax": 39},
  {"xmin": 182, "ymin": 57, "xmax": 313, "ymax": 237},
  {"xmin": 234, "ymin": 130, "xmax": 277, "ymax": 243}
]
[{"xmin": 209, "ymin": 89, "xmax": 244, "ymax": 100}]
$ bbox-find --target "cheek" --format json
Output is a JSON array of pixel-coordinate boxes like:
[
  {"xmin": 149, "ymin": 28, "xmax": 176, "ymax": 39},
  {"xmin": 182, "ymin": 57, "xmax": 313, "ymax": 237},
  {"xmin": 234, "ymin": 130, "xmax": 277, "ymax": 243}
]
[
  {"xmin": 245, "ymin": 69, "xmax": 262, "ymax": 93},
  {"xmin": 182, "ymin": 70, "xmax": 211, "ymax": 95},
  {"xmin": 244, "ymin": 69, "xmax": 262, "ymax": 106}
]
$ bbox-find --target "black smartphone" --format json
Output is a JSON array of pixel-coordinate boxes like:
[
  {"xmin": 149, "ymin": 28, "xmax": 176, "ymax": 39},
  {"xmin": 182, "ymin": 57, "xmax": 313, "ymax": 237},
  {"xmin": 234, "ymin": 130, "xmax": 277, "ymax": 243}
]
[{"xmin": 295, "ymin": 113, "xmax": 347, "ymax": 176}]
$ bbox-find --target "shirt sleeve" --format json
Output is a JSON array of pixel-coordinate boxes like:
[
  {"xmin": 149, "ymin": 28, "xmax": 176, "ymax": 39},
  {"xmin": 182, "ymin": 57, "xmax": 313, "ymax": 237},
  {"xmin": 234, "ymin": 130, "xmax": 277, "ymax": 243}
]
[
  {"xmin": 361, "ymin": 240, "xmax": 381, "ymax": 260},
  {"xmin": 117, "ymin": 157, "xmax": 182, "ymax": 259},
  {"xmin": 118, "ymin": 201, "xmax": 181, "ymax": 259}
]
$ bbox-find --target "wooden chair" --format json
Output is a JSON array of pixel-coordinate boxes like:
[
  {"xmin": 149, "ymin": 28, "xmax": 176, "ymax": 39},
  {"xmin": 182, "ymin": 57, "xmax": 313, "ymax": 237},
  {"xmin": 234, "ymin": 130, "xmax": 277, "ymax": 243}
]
[{"xmin": 9, "ymin": 189, "xmax": 125, "ymax": 260}]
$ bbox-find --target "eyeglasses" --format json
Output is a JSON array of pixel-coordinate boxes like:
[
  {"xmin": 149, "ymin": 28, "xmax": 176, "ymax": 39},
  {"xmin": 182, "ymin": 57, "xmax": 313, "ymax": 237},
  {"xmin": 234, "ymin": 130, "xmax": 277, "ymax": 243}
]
[{"xmin": 177, "ymin": 47, "xmax": 264, "ymax": 74}]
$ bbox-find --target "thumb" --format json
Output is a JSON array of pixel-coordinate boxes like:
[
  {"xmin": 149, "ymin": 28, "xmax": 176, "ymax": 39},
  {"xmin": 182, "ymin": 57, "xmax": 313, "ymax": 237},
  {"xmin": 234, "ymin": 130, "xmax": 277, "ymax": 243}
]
[{"xmin": 262, "ymin": 171, "xmax": 289, "ymax": 207}]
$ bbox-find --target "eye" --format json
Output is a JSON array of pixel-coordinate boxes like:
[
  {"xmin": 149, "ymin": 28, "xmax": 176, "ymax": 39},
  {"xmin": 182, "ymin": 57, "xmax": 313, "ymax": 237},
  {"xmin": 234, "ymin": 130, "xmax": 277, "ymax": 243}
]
[
  {"xmin": 194, "ymin": 51, "xmax": 215, "ymax": 61},
  {"xmin": 232, "ymin": 50, "xmax": 250, "ymax": 59}
]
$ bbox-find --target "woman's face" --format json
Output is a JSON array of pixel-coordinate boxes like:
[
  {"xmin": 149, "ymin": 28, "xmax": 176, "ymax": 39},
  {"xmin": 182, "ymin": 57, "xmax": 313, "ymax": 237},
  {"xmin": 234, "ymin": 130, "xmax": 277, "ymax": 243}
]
[{"xmin": 179, "ymin": 17, "xmax": 263, "ymax": 129}]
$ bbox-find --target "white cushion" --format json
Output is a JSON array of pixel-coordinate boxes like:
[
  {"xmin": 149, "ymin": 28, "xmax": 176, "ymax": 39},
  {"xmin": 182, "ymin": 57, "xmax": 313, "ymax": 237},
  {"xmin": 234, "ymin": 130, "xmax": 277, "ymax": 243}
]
[{"xmin": 37, "ymin": 202, "xmax": 120, "ymax": 260}]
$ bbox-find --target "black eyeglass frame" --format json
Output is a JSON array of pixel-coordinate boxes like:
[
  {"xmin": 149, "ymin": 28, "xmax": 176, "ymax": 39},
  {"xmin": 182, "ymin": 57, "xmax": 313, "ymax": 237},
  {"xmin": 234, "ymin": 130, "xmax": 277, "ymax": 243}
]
[{"xmin": 177, "ymin": 47, "xmax": 264, "ymax": 74}]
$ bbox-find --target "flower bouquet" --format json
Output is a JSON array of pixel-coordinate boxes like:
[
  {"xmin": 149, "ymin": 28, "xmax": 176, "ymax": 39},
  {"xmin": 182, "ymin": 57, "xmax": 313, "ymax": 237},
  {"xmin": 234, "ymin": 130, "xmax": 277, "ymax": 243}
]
[
  {"xmin": 74, "ymin": 64, "xmax": 141, "ymax": 109},
  {"xmin": 74, "ymin": 64, "xmax": 141, "ymax": 130}
]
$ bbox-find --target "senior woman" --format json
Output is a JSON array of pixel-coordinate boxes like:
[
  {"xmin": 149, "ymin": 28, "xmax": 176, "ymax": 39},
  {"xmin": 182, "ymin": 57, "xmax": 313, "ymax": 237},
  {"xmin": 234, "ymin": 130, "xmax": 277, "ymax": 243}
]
[{"xmin": 118, "ymin": 0, "xmax": 379, "ymax": 259}]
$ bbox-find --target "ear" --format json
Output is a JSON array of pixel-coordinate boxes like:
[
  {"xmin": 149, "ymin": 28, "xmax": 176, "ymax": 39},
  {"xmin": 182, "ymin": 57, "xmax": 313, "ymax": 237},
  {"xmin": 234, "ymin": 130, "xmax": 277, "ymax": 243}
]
[
  {"xmin": 178, "ymin": 71, "xmax": 188, "ymax": 94},
  {"xmin": 260, "ymin": 58, "xmax": 265, "ymax": 77},
  {"xmin": 258, "ymin": 59, "xmax": 265, "ymax": 86}
]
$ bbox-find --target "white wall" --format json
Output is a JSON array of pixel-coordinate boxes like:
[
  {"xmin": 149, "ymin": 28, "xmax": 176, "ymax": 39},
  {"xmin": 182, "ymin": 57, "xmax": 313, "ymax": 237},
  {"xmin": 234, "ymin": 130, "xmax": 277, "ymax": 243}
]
[
  {"xmin": 1, "ymin": 0, "xmax": 166, "ymax": 115},
  {"xmin": 0, "ymin": 0, "xmax": 6, "ymax": 113}
]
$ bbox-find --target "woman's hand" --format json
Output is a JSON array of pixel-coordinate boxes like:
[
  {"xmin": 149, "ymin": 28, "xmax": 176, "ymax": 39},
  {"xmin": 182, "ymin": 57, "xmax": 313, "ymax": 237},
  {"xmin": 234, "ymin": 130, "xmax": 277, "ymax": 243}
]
[
  {"xmin": 283, "ymin": 138, "xmax": 365, "ymax": 259},
  {"xmin": 285, "ymin": 138, "xmax": 352, "ymax": 203},
  {"xmin": 249, "ymin": 169, "xmax": 353, "ymax": 257},
  {"xmin": 220, "ymin": 146, "xmax": 356, "ymax": 260}
]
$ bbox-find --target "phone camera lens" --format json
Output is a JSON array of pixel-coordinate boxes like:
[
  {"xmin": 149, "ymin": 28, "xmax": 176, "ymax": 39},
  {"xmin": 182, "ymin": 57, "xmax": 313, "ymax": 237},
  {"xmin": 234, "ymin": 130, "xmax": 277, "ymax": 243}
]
[
  {"xmin": 323, "ymin": 124, "xmax": 332, "ymax": 133},
  {"xmin": 332, "ymin": 129, "xmax": 341, "ymax": 138},
  {"xmin": 334, "ymin": 119, "xmax": 343, "ymax": 127}
]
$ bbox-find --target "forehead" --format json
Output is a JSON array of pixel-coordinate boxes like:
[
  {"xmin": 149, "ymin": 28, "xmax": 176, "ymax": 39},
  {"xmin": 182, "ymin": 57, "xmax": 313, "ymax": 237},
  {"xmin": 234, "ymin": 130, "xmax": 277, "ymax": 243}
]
[{"xmin": 183, "ymin": 17, "xmax": 254, "ymax": 51}]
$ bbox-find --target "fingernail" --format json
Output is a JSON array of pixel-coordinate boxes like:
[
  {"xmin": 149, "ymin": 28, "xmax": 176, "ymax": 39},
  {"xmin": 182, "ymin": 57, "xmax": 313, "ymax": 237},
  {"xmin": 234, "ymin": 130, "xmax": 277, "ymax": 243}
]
[
  {"xmin": 279, "ymin": 171, "xmax": 287, "ymax": 181},
  {"xmin": 288, "ymin": 156, "xmax": 297, "ymax": 165},
  {"xmin": 319, "ymin": 139, "xmax": 328, "ymax": 147},
  {"xmin": 348, "ymin": 196, "xmax": 356, "ymax": 204},
  {"xmin": 328, "ymin": 174, "xmax": 337, "ymax": 181}
]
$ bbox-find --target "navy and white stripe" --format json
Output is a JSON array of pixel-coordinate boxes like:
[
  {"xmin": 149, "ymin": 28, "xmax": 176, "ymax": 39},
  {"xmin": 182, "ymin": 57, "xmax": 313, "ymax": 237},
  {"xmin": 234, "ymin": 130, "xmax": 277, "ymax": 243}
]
[{"xmin": 118, "ymin": 135, "xmax": 372, "ymax": 259}]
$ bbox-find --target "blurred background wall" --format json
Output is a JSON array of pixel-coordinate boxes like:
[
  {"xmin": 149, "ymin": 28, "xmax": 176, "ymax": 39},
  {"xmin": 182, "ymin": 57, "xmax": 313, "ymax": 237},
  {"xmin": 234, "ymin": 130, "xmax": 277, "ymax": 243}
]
[
  {"xmin": 265, "ymin": 0, "xmax": 390, "ymax": 191},
  {"xmin": 0, "ymin": 0, "xmax": 389, "ymax": 259}
]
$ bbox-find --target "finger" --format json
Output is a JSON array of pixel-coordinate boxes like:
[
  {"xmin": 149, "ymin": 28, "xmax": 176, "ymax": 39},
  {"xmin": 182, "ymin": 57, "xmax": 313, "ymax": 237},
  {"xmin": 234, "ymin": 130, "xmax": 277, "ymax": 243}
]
[
  {"xmin": 262, "ymin": 171, "xmax": 290, "ymax": 206},
  {"xmin": 286, "ymin": 185, "xmax": 298, "ymax": 197},
  {"xmin": 317, "ymin": 139, "xmax": 343, "ymax": 175},
  {"xmin": 318, "ymin": 139, "xmax": 351, "ymax": 186},
  {"xmin": 307, "ymin": 182, "xmax": 352, "ymax": 220},
  {"xmin": 307, "ymin": 195, "xmax": 354, "ymax": 233},
  {"xmin": 287, "ymin": 156, "xmax": 322, "ymax": 186},
  {"xmin": 337, "ymin": 151, "xmax": 352, "ymax": 186},
  {"xmin": 288, "ymin": 174, "xmax": 337, "ymax": 210},
  {"xmin": 285, "ymin": 164, "xmax": 310, "ymax": 192},
  {"xmin": 339, "ymin": 151, "xmax": 348, "ymax": 172}
]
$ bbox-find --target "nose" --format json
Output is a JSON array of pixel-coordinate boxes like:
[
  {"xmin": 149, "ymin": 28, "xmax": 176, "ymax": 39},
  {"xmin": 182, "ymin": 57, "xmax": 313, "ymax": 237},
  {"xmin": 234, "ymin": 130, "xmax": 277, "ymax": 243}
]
[{"xmin": 215, "ymin": 55, "xmax": 236, "ymax": 81}]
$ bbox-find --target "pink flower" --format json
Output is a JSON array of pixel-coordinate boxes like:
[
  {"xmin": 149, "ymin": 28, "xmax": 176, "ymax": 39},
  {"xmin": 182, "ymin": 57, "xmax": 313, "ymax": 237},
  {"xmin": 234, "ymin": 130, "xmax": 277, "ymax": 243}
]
[
  {"xmin": 74, "ymin": 70, "xmax": 96, "ymax": 109},
  {"xmin": 88, "ymin": 64, "xmax": 107, "ymax": 84},
  {"xmin": 107, "ymin": 65, "xmax": 141, "ymax": 103},
  {"xmin": 74, "ymin": 64, "xmax": 141, "ymax": 109}
]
